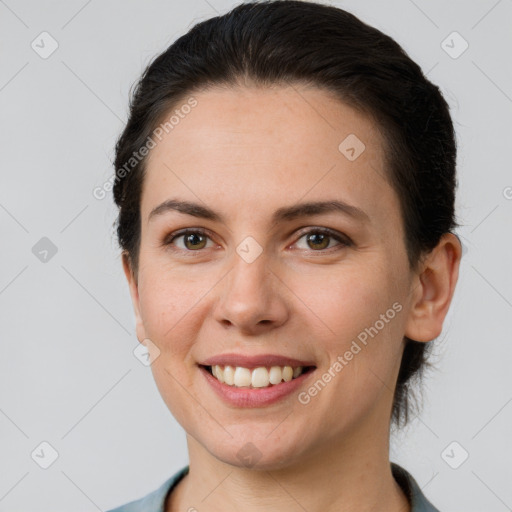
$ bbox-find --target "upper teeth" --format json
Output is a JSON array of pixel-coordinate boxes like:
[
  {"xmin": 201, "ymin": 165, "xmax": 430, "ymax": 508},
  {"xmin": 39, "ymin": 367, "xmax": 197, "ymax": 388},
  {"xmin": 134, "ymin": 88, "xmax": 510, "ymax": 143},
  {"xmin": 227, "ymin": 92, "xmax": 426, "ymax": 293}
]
[{"xmin": 211, "ymin": 365, "xmax": 304, "ymax": 388}]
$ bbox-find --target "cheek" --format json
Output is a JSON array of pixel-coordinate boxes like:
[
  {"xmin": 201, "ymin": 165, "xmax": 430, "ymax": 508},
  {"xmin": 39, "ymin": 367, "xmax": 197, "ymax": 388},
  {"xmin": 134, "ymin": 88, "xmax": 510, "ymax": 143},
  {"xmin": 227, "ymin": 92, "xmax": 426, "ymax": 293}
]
[
  {"xmin": 292, "ymin": 266, "xmax": 392, "ymax": 338},
  {"xmin": 137, "ymin": 270, "xmax": 205, "ymax": 356},
  {"xmin": 140, "ymin": 273, "xmax": 204, "ymax": 413},
  {"xmin": 294, "ymin": 264, "xmax": 404, "ymax": 384}
]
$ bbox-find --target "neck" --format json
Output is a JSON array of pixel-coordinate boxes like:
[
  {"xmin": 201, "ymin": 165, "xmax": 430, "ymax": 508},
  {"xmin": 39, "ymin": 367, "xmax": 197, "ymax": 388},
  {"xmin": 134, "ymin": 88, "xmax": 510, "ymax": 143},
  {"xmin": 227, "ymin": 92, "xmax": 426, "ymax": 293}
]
[{"xmin": 167, "ymin": 409, "xmax": 410, "ymax": 512}]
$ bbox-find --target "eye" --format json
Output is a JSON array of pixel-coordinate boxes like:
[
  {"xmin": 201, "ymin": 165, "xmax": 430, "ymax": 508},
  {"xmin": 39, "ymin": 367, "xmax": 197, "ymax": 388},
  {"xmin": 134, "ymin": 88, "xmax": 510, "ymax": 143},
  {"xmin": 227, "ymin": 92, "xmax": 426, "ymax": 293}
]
[
  {"xmin": 162, "ymin": 227, "xmax": 351, "ymax": 254},
  {"xmin": 293, "ymin": 227, "xmax": 351, "ymax": 252},
  {"xmin": 164, "ymin": 229, "xmax": 215, "ymax": 251}
]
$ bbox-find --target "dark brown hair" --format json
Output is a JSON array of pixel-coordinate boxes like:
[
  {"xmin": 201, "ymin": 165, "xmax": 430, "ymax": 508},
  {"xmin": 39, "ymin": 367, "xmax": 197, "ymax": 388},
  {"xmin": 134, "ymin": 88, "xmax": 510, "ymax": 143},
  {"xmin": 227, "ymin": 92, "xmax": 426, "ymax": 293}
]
[{"xmin": 112, "ymin": 0, "xmax": 459, "ymax": 428}]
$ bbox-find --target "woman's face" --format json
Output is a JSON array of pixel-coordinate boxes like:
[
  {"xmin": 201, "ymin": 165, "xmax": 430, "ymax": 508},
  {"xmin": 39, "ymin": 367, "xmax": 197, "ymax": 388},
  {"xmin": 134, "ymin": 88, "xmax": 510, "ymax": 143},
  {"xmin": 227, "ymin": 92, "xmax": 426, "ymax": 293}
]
[{"xmin": 124, "ymin": 85, "xmax": 423, "ymax": 469}]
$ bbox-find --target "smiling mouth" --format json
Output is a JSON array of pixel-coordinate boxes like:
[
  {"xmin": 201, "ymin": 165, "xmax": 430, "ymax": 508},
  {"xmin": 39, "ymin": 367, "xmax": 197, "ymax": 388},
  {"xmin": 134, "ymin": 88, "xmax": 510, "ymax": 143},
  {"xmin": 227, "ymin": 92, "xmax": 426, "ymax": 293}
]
[{"xmin": 200, "ymin": 364, "xmax": 316, "ymax": 389}]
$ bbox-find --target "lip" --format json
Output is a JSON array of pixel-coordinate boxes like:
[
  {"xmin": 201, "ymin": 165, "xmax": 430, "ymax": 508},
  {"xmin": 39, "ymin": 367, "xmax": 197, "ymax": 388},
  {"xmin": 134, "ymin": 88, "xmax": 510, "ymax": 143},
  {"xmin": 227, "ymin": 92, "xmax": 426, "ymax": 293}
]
[
  {"xmin": 199, "ymin": 353, "xmax": 316, "ymax": 369},
  {"xmin": 199, "ymin": 365, "xmax": 316, "ymax": 408}
]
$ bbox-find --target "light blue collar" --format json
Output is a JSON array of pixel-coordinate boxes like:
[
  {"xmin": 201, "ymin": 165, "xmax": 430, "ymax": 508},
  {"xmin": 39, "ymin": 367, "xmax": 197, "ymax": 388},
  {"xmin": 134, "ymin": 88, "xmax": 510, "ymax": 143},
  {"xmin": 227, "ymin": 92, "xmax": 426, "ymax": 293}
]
[{"xmin": 107, "ymin": 463, "xmax": 440, "ymax": 512}]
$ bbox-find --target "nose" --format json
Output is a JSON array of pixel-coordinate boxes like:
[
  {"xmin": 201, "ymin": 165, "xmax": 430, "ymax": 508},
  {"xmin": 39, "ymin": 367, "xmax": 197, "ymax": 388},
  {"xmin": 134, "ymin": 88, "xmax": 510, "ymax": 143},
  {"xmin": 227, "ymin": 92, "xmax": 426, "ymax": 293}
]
[{"xmin": 213, "ymin": 251, "xmax": 289, "ymax": 335}]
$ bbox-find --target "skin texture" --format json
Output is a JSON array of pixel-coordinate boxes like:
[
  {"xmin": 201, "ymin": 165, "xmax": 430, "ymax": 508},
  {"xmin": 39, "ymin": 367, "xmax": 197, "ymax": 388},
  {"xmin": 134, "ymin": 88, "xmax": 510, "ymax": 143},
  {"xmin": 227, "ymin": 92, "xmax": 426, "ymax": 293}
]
[{"xmin": 122, "ymin": 84, "xmax": 462, "ymax": 512}]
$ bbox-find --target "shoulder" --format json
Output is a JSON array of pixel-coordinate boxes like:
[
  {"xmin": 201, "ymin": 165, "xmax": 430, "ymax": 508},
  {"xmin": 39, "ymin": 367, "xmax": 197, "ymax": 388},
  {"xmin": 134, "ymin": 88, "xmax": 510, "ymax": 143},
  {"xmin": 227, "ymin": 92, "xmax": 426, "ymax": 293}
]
[
  {"xmin": 106, "ymin": 466, "xmax": 189, "ymax": 512},
  {"xmin": 391, "ymin": 463, "xmax": 441, "ymax": 512}
]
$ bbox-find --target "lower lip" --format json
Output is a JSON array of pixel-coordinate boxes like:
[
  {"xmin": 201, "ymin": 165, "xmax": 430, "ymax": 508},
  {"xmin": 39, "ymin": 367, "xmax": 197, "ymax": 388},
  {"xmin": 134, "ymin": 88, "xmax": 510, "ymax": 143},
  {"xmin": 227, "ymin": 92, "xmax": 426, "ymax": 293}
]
[{"xmin": 199, "ymin": 365, "xmax": 316, "ymax": 408}]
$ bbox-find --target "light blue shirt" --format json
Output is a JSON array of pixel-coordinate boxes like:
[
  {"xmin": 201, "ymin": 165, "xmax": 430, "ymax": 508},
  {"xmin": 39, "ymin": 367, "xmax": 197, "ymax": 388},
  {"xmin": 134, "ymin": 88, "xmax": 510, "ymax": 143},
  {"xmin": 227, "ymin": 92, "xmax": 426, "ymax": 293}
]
[{"xmin": 106, "ymin": 462, "xmax": 440, "ymax": 512}]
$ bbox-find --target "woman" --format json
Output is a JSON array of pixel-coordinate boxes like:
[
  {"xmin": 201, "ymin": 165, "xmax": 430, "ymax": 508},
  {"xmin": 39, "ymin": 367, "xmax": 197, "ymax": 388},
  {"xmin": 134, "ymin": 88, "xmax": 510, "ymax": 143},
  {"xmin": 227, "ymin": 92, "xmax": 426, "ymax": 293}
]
[{"xmin": 107, "ymin": 1, "xmax": 462, "ymax": 511}]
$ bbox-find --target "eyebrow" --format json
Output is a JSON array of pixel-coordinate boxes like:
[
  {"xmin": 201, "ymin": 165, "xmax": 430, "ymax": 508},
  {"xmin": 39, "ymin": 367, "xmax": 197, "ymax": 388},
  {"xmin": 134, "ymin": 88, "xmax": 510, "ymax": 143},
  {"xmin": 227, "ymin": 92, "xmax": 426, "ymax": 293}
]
[{"xmin": 148, "ymin": 198, "xmax": 370, "ymax": 225}]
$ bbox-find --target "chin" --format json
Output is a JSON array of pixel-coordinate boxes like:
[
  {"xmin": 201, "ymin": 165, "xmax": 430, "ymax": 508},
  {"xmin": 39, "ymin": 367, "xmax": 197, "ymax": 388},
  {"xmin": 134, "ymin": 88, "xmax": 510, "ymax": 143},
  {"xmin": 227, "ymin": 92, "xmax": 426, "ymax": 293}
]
[{"xmin": 205, "ymin": 434, "xmax": 304, "ymax": 472}]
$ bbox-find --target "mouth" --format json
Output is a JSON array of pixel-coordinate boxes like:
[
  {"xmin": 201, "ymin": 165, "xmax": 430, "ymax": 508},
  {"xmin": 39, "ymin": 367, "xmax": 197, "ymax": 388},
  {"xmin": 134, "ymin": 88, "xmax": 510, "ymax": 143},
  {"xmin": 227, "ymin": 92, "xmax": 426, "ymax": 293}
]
[{"xmin": 199, "ymin": 364, "xmax": 316, "ymax": 389}]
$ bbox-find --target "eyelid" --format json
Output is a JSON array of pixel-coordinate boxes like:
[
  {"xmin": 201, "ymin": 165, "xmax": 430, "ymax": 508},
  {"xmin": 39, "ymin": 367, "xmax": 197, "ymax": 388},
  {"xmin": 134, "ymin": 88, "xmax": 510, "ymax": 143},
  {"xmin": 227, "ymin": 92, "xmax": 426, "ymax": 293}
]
[
  {"xmin": 161, "ymin": 227, "xmax": 215, "ymax": 249},
  {"xmin": 162, "ymin": 226, "xmax": 352, "ymax": 252},
  {"xmin": 293, "ymin": 226, "xmax": 351, "ymax": 243}
]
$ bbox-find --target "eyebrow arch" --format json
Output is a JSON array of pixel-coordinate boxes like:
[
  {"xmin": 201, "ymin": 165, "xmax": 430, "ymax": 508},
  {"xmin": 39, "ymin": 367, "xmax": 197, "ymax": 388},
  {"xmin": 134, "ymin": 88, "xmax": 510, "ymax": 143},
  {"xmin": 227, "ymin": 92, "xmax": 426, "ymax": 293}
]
[{"xmin": 148, "ymin": 199, "xmax": 370, "ymax": 224}]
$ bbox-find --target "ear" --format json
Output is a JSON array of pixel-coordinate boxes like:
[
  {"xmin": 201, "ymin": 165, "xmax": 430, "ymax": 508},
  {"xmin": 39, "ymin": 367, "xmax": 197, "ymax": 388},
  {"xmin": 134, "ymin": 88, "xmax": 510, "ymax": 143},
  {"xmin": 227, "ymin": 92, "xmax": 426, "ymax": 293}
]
[
  {"xmin": 404, "ymin": 233, "xmax": 462, "ymax": 343},
  {"xmin": 122, "ymin": 252, "xmax": 146, "ymax": 343}
]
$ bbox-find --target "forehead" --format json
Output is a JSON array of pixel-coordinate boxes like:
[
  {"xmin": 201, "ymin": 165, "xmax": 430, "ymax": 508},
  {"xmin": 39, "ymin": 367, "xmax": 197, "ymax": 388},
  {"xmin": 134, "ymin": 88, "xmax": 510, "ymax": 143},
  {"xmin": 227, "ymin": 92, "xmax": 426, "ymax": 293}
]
[{"xmin": 141, "ymin": 85, "xmax": 398, "ymax": 229}]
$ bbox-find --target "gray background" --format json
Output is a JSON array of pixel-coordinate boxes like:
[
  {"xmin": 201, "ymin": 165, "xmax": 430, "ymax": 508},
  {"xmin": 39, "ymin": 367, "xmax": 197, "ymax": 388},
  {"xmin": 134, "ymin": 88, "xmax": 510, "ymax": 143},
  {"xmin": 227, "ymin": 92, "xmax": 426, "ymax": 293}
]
[{"xmin": 1, "ymin": 0, "xmax": 511, "ymax": 510}]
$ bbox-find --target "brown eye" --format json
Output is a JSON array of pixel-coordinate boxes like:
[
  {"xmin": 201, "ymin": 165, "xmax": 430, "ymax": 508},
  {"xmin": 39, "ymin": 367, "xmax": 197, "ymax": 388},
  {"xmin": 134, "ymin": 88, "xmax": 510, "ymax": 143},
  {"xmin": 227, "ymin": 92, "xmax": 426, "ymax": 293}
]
[
  {"xmin": 165, "ymin": 229, "xmax": 214, "ymax": 252},
  {"xmin": 305, "ymin": 232, "xmax": 330, "ymax": 250},
  {"xmin": 182, "ymin": 232, "xmax": 207, "ymax": 250},
  {"xmin": 294, "ymin": 228, "xmax": 351, "ymax": 252}
]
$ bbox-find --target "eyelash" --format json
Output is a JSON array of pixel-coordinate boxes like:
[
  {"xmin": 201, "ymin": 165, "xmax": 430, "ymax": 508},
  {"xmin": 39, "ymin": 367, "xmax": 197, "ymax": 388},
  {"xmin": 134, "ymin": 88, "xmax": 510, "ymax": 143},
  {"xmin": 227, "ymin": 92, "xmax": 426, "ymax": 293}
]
[{"xmin": 162, "ymin": 227, "xmax": 352, "ymax": 255}]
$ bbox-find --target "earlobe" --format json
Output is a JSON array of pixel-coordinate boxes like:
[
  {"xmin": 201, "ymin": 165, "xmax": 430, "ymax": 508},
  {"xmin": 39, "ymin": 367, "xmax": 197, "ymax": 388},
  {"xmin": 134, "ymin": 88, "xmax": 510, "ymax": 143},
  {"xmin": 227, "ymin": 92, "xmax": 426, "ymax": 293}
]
[
  {"xmin": 404, "ymin": 233, "xmax": 462, "ymax": 343},
  {"xmin": 122, "ymin": 252, "xmax": 146, "ymax": 343}
]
